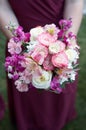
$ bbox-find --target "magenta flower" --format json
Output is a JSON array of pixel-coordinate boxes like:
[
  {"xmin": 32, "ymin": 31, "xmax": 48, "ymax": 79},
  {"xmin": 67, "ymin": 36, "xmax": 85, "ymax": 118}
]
[
  {"xmin": 13, "ymin": 26, "xmax": 26, "ymax": 42},
  {"xmin": 68, "ymin": 32, "xmax": 76, "ymax": 38},
  {"xmin": 13, "ymin": 71, "xmax": 19, "ymax": 80},
  {"xmin": 24, "ymin": 32, "xmax": 30, "ymax": 42},
  {"xmin": 50, "ymin": 76, "xmax": 62, "ymax": 93},
  {"xmin": 5, "ymin": 54, "xmax": 25, "ymax": 73},
  {"xmin": 58, "ymin": 30, "xmax": 64, "ymax": 39},
  {"xmin": 59, "ymin": 19, "xmax": 72, "ymax": 31}
]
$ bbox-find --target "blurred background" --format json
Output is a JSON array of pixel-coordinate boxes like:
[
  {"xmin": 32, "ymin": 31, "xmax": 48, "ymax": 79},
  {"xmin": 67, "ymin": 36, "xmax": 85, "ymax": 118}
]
[
  {"xmin": 0, "ymin": 2, "xmax": 86, "ymax": 130},
  {"xmin": 83, "ymin": 0, "xmax": 86, "ymax": 14}
]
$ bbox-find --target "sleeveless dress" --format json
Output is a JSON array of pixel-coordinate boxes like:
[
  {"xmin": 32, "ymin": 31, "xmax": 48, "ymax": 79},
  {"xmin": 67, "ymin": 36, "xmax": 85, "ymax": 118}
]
[
  {"xmin": 0, "ymin": 96, "xmax": 5, "ymax": 120},
  {"xmin": 6, "ymin": 0, "xmax": 78, "ymax": 130}
]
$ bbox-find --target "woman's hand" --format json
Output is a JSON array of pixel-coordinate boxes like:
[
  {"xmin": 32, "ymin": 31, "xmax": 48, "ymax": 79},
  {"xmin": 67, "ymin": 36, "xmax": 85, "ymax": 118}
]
[{"xmin": 0, "ymin": 0, "xmax": 19, "ymax": 39}]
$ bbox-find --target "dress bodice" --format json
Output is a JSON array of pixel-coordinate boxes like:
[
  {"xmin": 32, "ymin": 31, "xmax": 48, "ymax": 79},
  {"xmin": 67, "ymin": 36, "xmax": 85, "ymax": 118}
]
[{"xmin": 9, "ymin": 0, "xmax": 65, "ymax": 31}]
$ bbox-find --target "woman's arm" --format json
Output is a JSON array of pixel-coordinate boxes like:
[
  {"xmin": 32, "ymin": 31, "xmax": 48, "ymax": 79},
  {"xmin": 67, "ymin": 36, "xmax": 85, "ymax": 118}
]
[
  {"xmin": 0, "ymin": 0, "xmax": 19, "ymax": 39},
  {"xmin": 64, "ymin": 0, "xmax": 84, "ymax": 35}
]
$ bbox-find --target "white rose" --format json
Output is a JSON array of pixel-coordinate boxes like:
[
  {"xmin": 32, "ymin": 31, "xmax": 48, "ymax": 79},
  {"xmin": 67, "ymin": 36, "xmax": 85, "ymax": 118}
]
[
  {"xmin": 65, "ymin": 49, "xmax": 79, "ymax": 63},
  {"xmin": 30, "ymin": 26, "xmax": 44, "ymax": 41},
  {"xmin": 32, "ymin": 70, "xmax": 52, "ymax": 89},
  {"xmin": 49, "ymin": 43, "xmax": 60, "ymax": 54},
  {"xmin": 49, "ymin": 41, "xmax": 65, "ymax": 54}
]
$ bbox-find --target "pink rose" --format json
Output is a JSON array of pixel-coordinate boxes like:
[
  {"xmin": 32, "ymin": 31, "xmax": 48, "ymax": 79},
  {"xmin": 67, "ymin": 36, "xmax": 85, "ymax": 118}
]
[
  {"xmin": 44, "ymin": 24, "xmax": 60, "ymax": 40},
  {"xmin": 52, "ymin": 51, "xmax": 68, "ymax": 68},
  {"xmin": 24, "ymin": 58, "xmax": 37, "ymax": 74},
  {"xmin": 43, "ymin": 54, "xmax": 54, "ymax": 70},
  {"xmin": 31, "ymin": 44, "xmax": 48, "ymax": 65},
  {"xmin": 37, "ymin": 32, "xmax": 55, "ymax": 47}
]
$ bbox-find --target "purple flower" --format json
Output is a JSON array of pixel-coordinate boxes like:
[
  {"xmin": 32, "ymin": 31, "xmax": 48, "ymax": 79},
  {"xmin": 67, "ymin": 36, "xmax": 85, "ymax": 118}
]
[
  {"xmin": 50, "ymin": 76, "xmax": 62, "ymax": 93},
  {"xmin": 13, "ymin": 26, "xmax": 26, "ymax": 42},
  {"xmin": 13, "ymin": 72, "xmax": 19, "ymax": 80},
  {"xmin": 24, "ymin": 32, "xmax": 30, "ymax": 42},
  {"xmin": 68, "ymin": 32, "xmax": 76, "ymax": 39},
  {"xmin": 58, "ymin": 30, "xmax": 64, "ymax": 39},
  {"xmin": 63, "ymin": 36, "xmax": 69, "ymax": 46},
  {"xmin": 59, "ymin": 19, "xmax": 72, "ymax": 31},
  {"xmin": 5, "ymin": 54, "xmax": 25, "ymax": 73}
]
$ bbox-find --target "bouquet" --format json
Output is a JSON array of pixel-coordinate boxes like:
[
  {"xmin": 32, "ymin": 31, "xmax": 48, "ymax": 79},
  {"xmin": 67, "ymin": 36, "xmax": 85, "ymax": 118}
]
[{"xmin": 5, "ymin": 19, "xmax": 80, "ymax": 93}]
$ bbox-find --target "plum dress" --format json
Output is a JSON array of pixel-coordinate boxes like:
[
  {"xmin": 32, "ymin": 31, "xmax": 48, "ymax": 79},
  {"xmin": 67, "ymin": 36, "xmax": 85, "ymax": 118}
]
[
  {"xmin": 0, "ymin": 96, "xmax": 5, "ymax": 120},
  {"xmin": 6, "ymin": 0, "xmax": 78, "ymax": 130}
]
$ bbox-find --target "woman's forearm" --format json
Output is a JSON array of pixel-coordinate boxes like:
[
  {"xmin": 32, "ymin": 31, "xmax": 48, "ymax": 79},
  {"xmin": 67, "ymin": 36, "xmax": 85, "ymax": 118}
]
[
  {"xmin": 64, "ymin": 0, "xmax": 84, "ymax": 35},
  {"xmin": 0, "ymin": 0, "xmax": 19, "ymax": 39}
]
